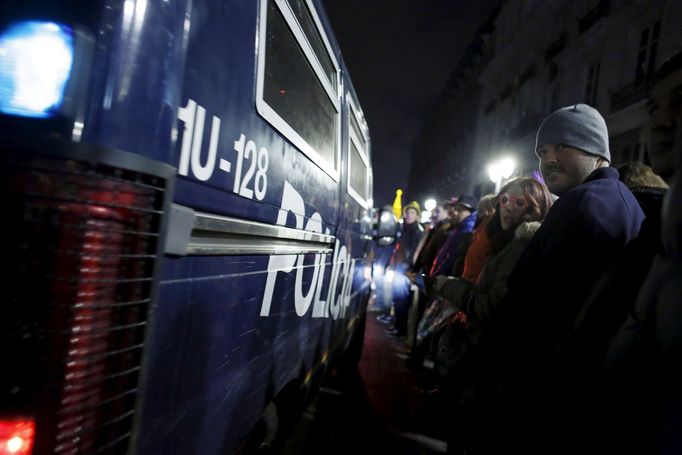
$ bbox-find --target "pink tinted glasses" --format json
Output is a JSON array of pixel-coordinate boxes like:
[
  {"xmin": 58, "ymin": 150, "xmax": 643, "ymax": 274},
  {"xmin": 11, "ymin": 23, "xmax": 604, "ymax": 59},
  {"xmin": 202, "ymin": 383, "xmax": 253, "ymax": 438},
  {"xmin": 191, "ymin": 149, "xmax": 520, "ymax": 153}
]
[{"xmin": 498, "ymin": 192, "xmax": 529, "ymax": 210}]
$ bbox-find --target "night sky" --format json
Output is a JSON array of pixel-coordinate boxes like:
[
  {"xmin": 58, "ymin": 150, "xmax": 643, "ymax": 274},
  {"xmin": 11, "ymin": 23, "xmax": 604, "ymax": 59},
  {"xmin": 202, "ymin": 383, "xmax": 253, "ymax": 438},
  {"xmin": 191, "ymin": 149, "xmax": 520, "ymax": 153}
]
[{"xmin": 322, "ymin": 0, "xmax": 499, "ymax": 208}]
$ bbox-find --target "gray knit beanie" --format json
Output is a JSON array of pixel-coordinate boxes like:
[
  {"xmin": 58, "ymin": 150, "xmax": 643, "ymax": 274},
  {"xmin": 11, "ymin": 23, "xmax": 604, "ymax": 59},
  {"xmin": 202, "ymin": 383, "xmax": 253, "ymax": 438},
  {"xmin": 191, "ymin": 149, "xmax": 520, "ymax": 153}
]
[{"xmin": 535, "ymin": 104, "xmax": 610, "ymax": 162}]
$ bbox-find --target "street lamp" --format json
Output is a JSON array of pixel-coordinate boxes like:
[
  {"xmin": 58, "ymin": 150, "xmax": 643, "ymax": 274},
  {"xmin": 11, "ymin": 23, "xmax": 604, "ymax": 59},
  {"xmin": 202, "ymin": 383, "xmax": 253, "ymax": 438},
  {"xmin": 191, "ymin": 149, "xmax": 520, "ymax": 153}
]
[
  {"xmin": 421, "ymin": 198, "xmax": 437, "ymax": 223},
  {"xmin": 488, "ymin": 156, "xmax": 516, "ymax": 193}
]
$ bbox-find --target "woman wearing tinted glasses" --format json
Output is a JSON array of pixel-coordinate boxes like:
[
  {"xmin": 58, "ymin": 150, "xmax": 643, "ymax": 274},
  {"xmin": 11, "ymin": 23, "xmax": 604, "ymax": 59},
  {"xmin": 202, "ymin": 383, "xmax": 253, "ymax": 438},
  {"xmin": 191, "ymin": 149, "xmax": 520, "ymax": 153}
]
[
  {"xmin": 437, "ymin": 177, "xmax": 553, "ymax": 317},
  {"xmin": 433, "ymin": 177, "xmax": 552, "ymax": 455}
]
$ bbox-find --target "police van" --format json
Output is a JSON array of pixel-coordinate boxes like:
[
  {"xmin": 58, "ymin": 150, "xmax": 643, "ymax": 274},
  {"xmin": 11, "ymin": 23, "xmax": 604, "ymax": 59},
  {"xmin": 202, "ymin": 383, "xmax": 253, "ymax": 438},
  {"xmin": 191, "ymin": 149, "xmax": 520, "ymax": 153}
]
[{"xmin": 0, "ymin": 0, "xmax": 395, "ymax": 453}]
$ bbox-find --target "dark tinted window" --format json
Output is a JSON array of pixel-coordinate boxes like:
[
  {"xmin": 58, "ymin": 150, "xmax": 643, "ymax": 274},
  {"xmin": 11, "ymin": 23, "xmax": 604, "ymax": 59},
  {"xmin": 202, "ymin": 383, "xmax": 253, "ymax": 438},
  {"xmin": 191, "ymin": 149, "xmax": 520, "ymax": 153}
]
[
  {"xmin": 288, "ymin": 0, "xmax": 336, "ymax": 88},
  {"xmin": 264, "ymin": 0, "xmax": 337, "ymax": 170},
  {"xmin": 350, "ymin": 109, "xmax": 364, "ymax": 144},
  {"xmin": 349, "ymin": 141, "xmax": 368, "ymax": 199}
]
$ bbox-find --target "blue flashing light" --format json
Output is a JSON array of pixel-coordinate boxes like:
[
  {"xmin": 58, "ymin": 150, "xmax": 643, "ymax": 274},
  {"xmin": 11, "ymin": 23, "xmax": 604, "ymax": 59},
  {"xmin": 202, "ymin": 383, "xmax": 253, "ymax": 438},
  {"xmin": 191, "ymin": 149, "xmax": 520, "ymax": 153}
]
[{"xmin": 0, "ymin": 21, "xmax": 74, "ymax": 118}]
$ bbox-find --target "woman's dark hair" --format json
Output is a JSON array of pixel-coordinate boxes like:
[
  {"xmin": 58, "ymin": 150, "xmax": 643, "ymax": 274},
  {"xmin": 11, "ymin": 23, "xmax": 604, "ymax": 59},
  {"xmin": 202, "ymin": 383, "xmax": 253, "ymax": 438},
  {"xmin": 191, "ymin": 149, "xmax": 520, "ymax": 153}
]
[{"xmin": 485, "ymin": 177, "xmax": 553, "ymax": 256}]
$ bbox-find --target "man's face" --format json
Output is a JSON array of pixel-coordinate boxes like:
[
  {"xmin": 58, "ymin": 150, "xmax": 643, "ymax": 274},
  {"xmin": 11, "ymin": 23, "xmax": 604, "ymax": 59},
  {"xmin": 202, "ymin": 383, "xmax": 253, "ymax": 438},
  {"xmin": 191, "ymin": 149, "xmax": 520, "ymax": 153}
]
[
  {"xmin": 446, "ymin": 204, "xmax": 457, "ymax": 221},
  {"xmin": 539, "ymin": 144, "xmax": 601, "ymax": 196},
  {"xmin": 647, "ymin": 68, "xmax": 682, "ymax": 183},
  {"xmin": 451, "ymin": 205, "xmax": 471, "ymax": 225},
  {"xmin": 403, "ymin": 208, "xmax": 419, "ymax": 224},
  {"xmin": 431, "ymin": 206, "xmax": 446, "ymax": 223}
]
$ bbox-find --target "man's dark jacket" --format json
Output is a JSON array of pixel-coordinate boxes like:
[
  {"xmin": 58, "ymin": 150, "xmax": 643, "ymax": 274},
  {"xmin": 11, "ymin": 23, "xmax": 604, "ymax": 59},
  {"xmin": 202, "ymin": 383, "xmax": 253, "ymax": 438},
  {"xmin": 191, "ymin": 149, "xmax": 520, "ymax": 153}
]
[
  {"xmin": 506, "ymin": 167, "xmax": 645, "ymax": 349},
  {"xmin": 490, "ymin": 167, "xmax": 645, "ymax": 453},
  {"xmin": 572, "ymin": 186, "xmax": 666, "ymax": 364}
]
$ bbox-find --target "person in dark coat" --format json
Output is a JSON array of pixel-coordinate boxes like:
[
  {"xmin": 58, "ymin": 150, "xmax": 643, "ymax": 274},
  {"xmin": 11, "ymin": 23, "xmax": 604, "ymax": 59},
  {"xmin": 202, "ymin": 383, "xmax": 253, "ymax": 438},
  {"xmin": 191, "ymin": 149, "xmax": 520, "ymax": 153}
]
[
  {"xmin": 405, "ymin": 196, "xmax": 477, "ymax": 370},
  {"xmin": 571, "ymin": 164, "xmax": 667, "ymax": 363},
  {"xmin": 412, "ymin": 200, "xmax": 453, "ymax": 274},
  {"xmin": 386, "ymin": 201, "xmax": 424, "ymax": 336},
  {"xmin": 391, "ymin": 201, "xmax": 425, "ymax": 267},
  {"xmin": 405, "ymin": 201, "xmax": 454, "ymax": 348},
  {"xmin": 429, "ymin": 194, "xmax": 478, "ymax": 277},
  {"xmin": 604, "ymin": 52, "xmax": 682, "ymax": 455},
  {"xmin": 566, "ymin": 163, "xmax": 668, "ymax": 453},
  {"xmin": 618, "ymin": 162, "xmax": 668, "ymax": 216},
  {"xmin": 495, "ymin": 104, "xmax": 645, "ymax": 454}
]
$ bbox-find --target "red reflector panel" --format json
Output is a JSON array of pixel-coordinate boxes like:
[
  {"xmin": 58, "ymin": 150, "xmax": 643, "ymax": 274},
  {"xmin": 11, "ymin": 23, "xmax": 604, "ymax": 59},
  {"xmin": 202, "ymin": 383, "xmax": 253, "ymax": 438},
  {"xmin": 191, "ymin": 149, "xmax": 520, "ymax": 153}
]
[
  {"xmin": 0, "ymin": 419, "xmax": 35, "ymax": 455},
  {"xmin": 4, "ymin": 155, "xmax": 167, "ymax": 454}
]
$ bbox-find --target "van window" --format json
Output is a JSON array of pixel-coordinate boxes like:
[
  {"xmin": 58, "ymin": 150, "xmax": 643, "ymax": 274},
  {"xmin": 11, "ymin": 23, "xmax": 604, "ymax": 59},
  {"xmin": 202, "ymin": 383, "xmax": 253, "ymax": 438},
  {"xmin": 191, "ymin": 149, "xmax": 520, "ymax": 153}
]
[
  {"xmin": 347, "ymin": 96, "xmax": 370, "ymax": 206},
  {"xmin": 288, "ymin": 0, "xmax": 337, "ymax": 88},
  {"xmin": 349, "ymin": 141, "xmax": 368, "ymax": 199},
  {"xmin": 257, "ymin": 0, "xmax": 341, "ymax": 180}
]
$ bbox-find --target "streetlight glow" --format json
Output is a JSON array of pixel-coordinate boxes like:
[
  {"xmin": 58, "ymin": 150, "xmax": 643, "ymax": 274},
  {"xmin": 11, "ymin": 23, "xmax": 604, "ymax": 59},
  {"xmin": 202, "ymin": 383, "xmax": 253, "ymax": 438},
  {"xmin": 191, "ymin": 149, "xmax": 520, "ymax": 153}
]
[
  {"xmin": 499, "ymin": 157, "xmax": 516, "ymax": 179},
  {"xmin": 487, "ymin": 156, "xmax": 517, "ymax": 192},
  {"xmin": 488, "ymin": 163, "xmax": 502, "ymax": 184},
  {"xmin": 424, "ymin": 199, "xmax": 436, "ymax": 211}
]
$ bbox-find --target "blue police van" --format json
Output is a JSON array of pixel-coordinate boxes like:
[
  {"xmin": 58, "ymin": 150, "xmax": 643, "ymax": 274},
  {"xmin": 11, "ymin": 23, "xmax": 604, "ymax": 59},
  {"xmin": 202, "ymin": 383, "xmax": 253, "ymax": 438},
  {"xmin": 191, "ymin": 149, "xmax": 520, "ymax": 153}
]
[{"xmin": 0, "ymin": 1, "xmax": 395, "ymax": 453}]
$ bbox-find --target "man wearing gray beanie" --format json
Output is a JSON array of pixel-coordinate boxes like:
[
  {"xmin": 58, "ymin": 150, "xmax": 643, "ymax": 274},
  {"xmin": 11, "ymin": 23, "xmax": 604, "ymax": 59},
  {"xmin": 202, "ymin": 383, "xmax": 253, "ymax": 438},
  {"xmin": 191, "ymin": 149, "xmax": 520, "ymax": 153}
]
[
  {"xmin": 535, "ymin": 103, "xmax": 611, "ymax": 195},
  {"xmin": 485, "ymin": 104, "xmax": 646, "ymax": 454}
]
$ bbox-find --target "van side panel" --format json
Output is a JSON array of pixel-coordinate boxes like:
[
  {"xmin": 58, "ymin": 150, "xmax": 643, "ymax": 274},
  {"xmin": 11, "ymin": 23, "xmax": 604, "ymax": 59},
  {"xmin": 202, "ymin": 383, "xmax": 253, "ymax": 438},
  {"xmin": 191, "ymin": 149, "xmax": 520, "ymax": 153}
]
[
  {"xmin": 131, "ymin": 1, "xmax": 370, "ymax": 453},
  {"xmin": 0, "ymin": 0, "xmax": 372, "ymax": 453}
]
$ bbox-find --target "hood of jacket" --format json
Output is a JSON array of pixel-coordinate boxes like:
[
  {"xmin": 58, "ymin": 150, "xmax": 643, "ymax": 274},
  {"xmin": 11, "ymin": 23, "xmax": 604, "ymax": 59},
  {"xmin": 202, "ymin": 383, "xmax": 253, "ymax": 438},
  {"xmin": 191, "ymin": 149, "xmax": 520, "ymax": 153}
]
[{"xmin": 514, "ymin": 221, "xmax": 541, "ymax": 240}]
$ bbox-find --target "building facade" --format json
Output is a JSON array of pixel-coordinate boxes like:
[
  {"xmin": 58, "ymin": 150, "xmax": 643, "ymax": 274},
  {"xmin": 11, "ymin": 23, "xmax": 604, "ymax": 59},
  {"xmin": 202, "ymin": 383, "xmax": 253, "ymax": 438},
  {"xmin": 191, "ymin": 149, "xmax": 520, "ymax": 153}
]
[
  {"xmin": 406, "ymin": 9, "xmax": 498, "ymax": 204},
  {"xmin": 409, "ymin": 0, "xmax": 682, "ymax": 201}
]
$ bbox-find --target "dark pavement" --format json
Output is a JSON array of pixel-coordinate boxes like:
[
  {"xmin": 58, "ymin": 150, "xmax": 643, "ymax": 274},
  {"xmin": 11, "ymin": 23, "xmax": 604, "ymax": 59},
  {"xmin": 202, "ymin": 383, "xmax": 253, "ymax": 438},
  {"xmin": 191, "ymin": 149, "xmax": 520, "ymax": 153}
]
[{"xmin": 283, "ymin": 314, "xmax": 449, "ymax": 454}]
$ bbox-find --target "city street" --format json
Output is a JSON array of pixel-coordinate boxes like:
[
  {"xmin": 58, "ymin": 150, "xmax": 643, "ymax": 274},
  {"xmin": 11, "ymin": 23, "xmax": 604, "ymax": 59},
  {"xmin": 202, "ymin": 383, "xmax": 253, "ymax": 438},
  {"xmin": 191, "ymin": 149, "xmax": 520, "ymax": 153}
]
[{"xmin": 284, "ymin": 315, "xmax": 448, "ymax": 454}]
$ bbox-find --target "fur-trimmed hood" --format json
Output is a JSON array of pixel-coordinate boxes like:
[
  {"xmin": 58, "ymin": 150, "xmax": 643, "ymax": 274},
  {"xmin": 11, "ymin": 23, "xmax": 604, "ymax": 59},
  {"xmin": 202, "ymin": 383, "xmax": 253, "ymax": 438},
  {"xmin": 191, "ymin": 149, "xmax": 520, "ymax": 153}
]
[{"xmin": 514, "ymin": 221, "xmax": 541, "ymax": 240}]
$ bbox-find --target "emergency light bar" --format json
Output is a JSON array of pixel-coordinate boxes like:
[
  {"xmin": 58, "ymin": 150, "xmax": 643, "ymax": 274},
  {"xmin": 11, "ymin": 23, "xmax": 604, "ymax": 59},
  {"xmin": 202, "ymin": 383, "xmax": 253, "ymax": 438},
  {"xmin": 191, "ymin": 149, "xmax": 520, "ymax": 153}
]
[{"xmin": 0, "ymin": 20, "xmax": 93, "ymax": 119}]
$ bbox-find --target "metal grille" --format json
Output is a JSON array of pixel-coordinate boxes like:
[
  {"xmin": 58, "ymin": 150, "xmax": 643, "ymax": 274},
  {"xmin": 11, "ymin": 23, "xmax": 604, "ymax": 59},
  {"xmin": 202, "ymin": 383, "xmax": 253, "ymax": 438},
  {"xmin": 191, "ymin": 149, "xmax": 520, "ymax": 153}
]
[{"xmin": 3, "ymin": 155, "xmax": 166, "ymax": 455}]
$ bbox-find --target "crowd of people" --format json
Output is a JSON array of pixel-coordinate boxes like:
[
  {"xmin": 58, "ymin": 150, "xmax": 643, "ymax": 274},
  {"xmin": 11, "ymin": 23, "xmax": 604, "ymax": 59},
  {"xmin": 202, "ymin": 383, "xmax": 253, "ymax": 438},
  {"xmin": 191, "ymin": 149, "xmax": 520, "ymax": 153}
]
[{"xmin": 371, "ymin": 52, "xmax": 682, "ymax": 455}]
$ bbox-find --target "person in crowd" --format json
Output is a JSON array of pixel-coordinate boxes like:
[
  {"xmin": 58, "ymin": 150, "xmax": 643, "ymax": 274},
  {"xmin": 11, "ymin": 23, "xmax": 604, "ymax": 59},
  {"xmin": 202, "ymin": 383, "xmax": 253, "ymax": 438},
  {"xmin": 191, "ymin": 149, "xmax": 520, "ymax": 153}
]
[
  {"xmin": 458, "ymin": 194, "xmax": 497, "ymax": 282},
  {"xmin": 415, "ymin": 195, "xmax": 477, "ymax": 348},
  {"xmin": 646, "ymin": 53, "xmax": 681, "ymax": 187},
  {"xmin": 385, "ymin": 201, "xmax": 424, "ymax": 337},
  {"xmin": 473, "ymin": 193, "xmax": 496, "ymax": 228},
  {"xmin": 429, "ymin": 194, "xmax": 478, "ymax": 277},
  {"xmin": 434, "ymin": 177, "xmax": 552, "ymax": 455},
  {"xmin": 405, "ymin": 200, "xmax": 454, "ymax": 348},
  {"xmin": 493, "ymin": 103, "xmax": 645, "ymax": 454},
  {"xmin": 618, "ymin": 162, "xmax": 668, "ymax": 207},
  {"xmin": 430, "ymin": 201, "xmax": 450, "ymax": 227},
  {"xmin": 406, "ymin": 197, "xmax": 475, "ymax": 371},
  {"xmin": 412, "ymin": 199, "xmax": 453, "ymax": 273},
  {"xmin": 393, "ymin": 201, "xmax": 425, "ymax": 267},
  {"xmin": 605, "ymin": 52, "xmax": 682, "ymax": 455},
  {"xmin": 570, "ymin": 161, "xmax": 669, "ymax": 379}
]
